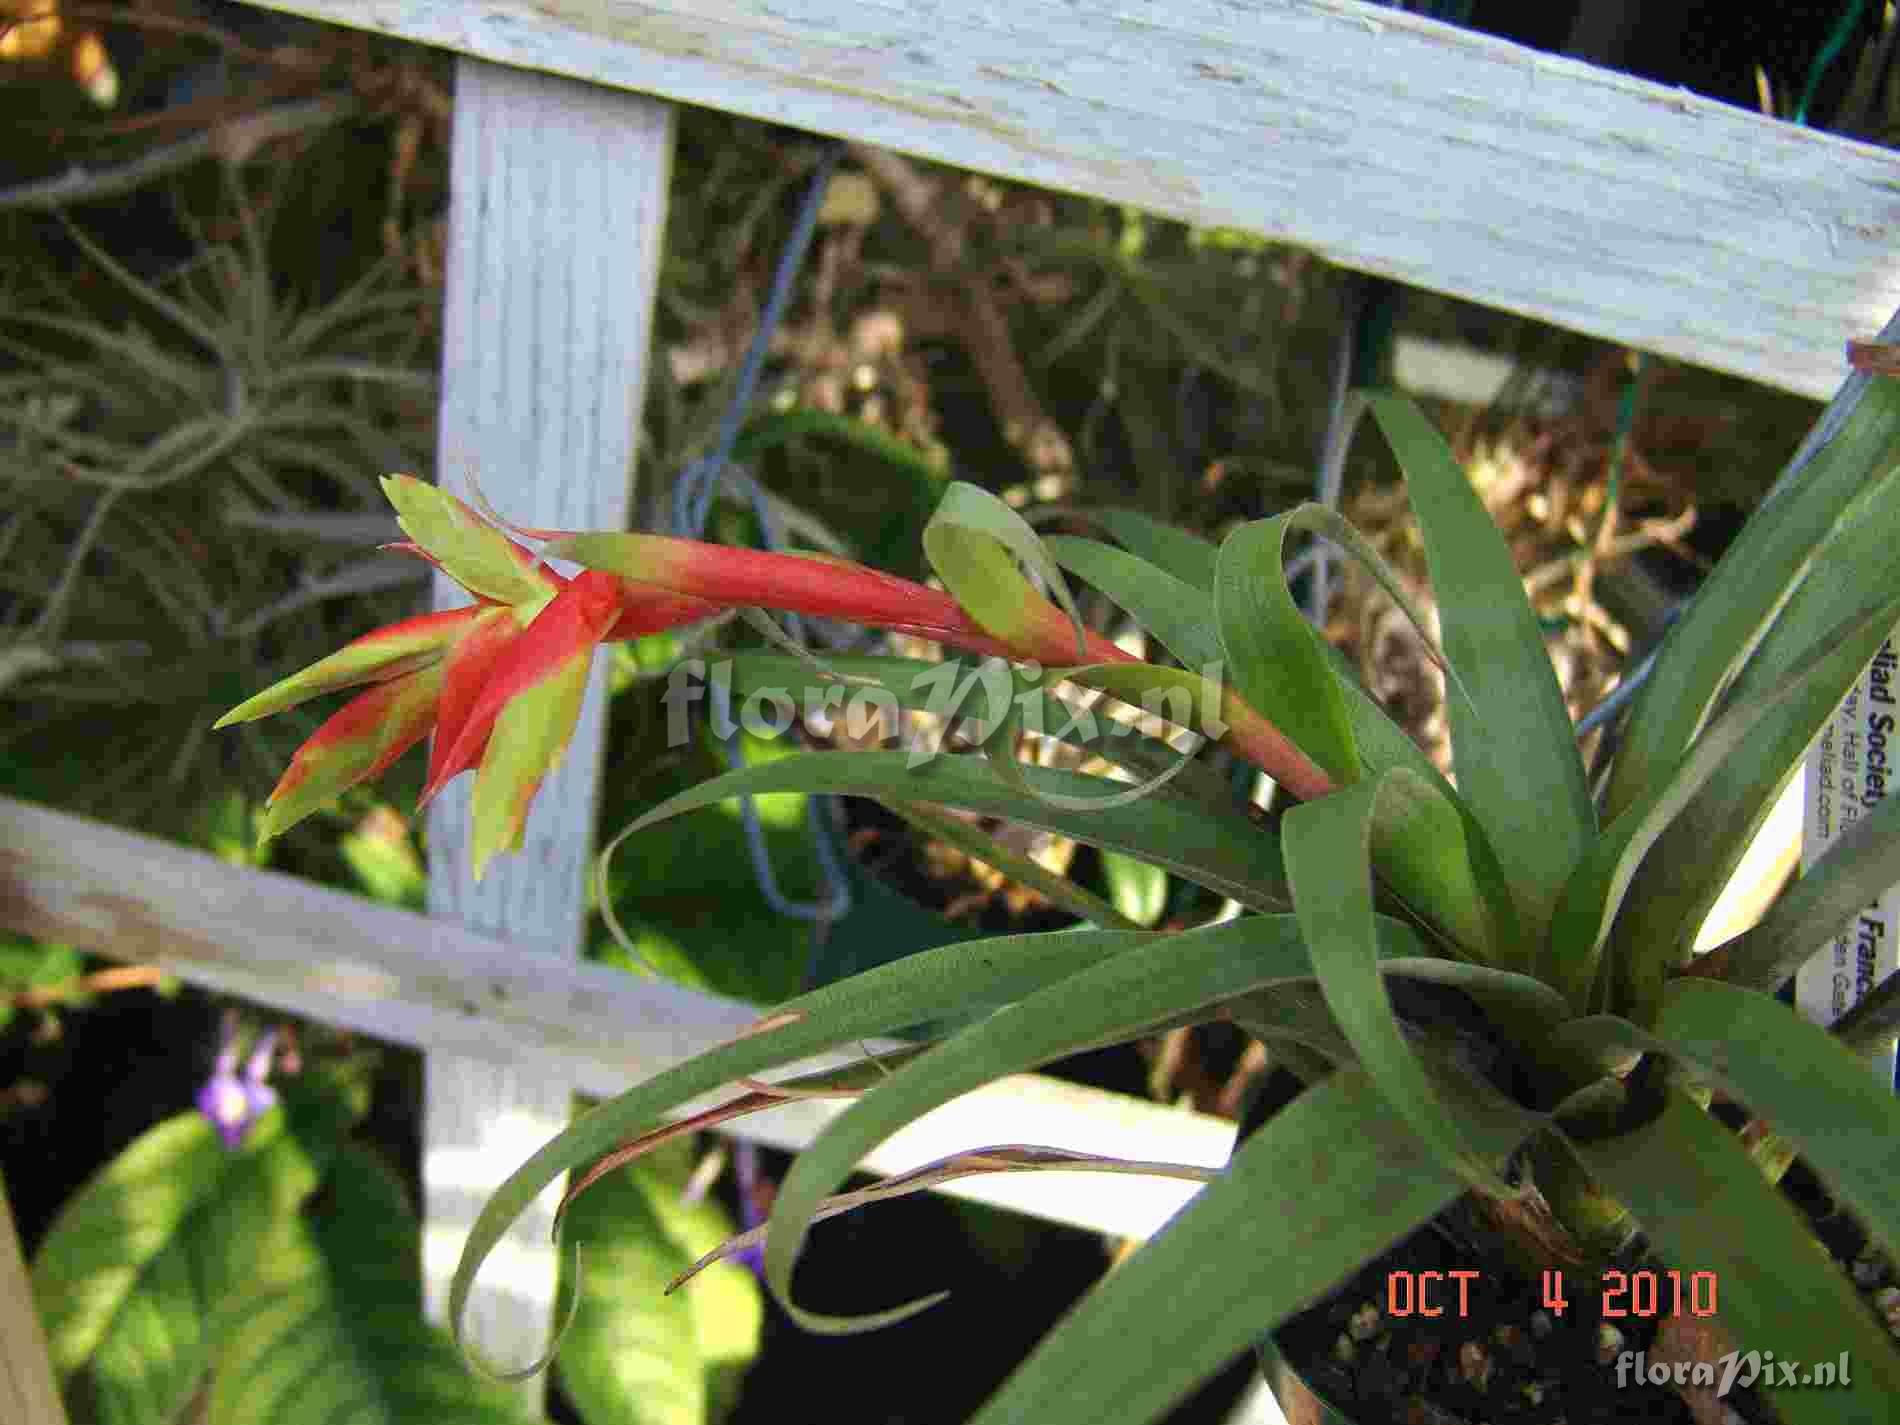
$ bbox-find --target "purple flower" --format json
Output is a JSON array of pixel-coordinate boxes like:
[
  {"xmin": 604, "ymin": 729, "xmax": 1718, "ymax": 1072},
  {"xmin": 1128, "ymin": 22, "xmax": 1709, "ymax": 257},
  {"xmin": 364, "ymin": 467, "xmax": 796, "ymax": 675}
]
[
  {"xmin": 732, "ymin": 1138, "xmax": 770, "ymax": 1283},
  {"xmin": 682, "ymin": 1138, "xmax": 773, "ymax": 1284},
  {"xmin": 196, "ymin": 1019, "xmax": 278, "ymax": 1150}
]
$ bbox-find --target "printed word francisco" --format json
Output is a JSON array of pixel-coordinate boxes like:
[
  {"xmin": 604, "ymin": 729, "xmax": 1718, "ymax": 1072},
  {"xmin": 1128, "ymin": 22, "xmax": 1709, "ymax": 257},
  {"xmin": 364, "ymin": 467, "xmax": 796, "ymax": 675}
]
[{"xmin": 1385, "ymin": 1268, "xmax": 1718, "ymax": 1320}]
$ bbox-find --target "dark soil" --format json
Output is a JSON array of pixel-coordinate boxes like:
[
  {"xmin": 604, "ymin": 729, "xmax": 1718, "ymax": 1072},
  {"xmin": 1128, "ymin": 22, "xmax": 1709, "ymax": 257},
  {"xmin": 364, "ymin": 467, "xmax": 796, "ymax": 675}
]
[{"xmin": 1255, "ymin": 1069, "xmax": 1900, "ymax": 1425}]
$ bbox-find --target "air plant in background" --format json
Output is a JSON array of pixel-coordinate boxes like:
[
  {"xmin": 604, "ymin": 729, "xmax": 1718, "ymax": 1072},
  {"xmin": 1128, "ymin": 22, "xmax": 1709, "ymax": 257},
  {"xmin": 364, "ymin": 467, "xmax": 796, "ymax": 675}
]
[
  {"xmin": 196, "ymin": 1016, "xmax": 278, "ymax": 1151},
  {"xmin": 216, "ymin": 474, "xmax": 1331, "ymax": 879}
]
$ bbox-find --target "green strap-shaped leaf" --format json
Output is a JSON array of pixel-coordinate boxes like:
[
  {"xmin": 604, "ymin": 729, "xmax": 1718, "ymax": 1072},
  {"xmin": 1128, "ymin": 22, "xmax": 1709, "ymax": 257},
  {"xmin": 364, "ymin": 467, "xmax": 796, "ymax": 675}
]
[
  {"xmin": 601, "ymin": 751, "xmax": 1290, "ymax": 911},
  {"xmin": 1364, "ymin": 393, "xmax": 1594, "ymax": 934},
  {"xmin": 1046, "ymin": 530, "xmax": 1458, "ymax": 798},
  {"xmin": 1562, "ymin": 1087, "xmax": 1900, "ymax": 1419},
  {"xmin": 213, "ymin": 1146, "xmax": 521, "ymax": 1425},
  {"xmin": 557, "ymin": 1141, "xmax": 760, "ymax": 1425},
  {"xmin": 922, "ymin": 482, "xmax": 1088, "ymax": 659},
  {"xmin": 1705, "ymin": 789, "xmax": 1900, "ymax": 994},
  {"xmin": 965, "ymin": 1066, "xmax": 1534, "ymax": 1425},
  {"xmin": 451, "ymin": 922, "xmax": 1184, "ymax": 1373},
  {"xmin": 1550, "ymin": 594, "xmax": 1900, "ymax": 1009},
  {"xmin": 760, "ymin": 914, "xmax": 1439, "ymax": 1332},
  {"xmin": 1553, "ymin": 978, "xmax": 1900, "ymax": 1267},
  {"xmin": 1071, "ymin": 507, "xmax": 1219, "ymax": 593},
  {"xmin": 1606, "ymin": 375, "xmax": 1900, "ymax": 820},
  {"xmin": 1045, "ymin": 535, "xmax": 1222, "ymax": 670},
  {"xmin": 881, "ymin": 800, "xmax": 1141, "ymax": 929},
  {"xmin": 1284, "ymin": 773, "xmax": 1535, "ymax": 1195},
  {"xmin": 1611, "ymin": 490, "xmax": 1900, "ymax": 1016},
  {"xmin": 1214, "ymin": 512, "xmax": 1366, "ymax": 785},
  {"xmin": 1213, "ymin": 502, "xmax": 1515, "ymax": 960}
]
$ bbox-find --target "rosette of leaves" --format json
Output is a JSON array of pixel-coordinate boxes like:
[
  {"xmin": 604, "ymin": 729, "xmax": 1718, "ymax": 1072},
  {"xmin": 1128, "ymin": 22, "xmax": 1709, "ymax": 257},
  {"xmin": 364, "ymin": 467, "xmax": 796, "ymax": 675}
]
[{"xmin": 441, "ymin": 345, "xmax": 1900, "ymax": 1425}]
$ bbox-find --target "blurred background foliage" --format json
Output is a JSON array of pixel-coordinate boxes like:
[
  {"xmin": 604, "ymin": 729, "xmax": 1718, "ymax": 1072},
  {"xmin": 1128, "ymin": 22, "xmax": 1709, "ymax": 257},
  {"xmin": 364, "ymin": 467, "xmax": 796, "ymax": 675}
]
[{"xmin": 3, "ymin": 1, "xmax": 1897, "ymax": 1421}]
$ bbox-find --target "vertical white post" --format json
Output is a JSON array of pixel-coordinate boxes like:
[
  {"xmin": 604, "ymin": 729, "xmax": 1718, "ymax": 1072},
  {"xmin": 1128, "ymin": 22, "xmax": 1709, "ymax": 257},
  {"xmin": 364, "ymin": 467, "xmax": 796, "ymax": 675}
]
[{"xmin": 421, "ymin": 56, "xmax": 673, "ymax": 1412}]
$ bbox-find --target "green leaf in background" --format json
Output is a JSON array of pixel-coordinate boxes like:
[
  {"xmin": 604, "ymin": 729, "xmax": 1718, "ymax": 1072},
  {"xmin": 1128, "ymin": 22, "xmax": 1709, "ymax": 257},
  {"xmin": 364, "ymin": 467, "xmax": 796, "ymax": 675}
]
[
  {"xmin": 1099, "ymin": 849, "xmax": 1168, "ymax": 927},
  {"xmin": 1363, "ymin": 393, "xmax": 1594, "ymax": 936},
  {"xmin": 340, "ymin": 805, "xmax": 429, "ymax": 910},
  {"xmin": 558, "ymin": 1138, "xmax": 761, "ymax": 1425},
  {"xmin": 592, "ymin": 699, "xmax": 823, "ymax": 1005},
  {"xmin": 0, "ymin": 933, "xmax": 85, "ymax": 1034},
  {"xmin": 1067, "ymin": 508, "xmax": 1218, "ymax": 593},
  {"xmin": 881, "ymin": 800, "xmax": 1135, "ymax": 931},
  {"xmin": 735, "ymin": 407, "xmax": 948, "ymax": 579},
  {"xmin": 1044, "ymin": 535, "xmax": 1221, "ymax": 671},
  {"xmin": 197, "ymin": 789, "xmax": 269, "ymax": 869},
  {"xmin": 31, "ymin": 1090, "xmax": 347, "ymax": 1425},
  {"xmin": 600, "ymin": 750, "xmax": 1289, "ymax": 913},
  {"xmin": 212, "ymin": 1144, "xmax": 522, "ymax": 1425},
  {"xmin": 32, "ymin": 1113, "xmax": 235, "ymax": 1387}
]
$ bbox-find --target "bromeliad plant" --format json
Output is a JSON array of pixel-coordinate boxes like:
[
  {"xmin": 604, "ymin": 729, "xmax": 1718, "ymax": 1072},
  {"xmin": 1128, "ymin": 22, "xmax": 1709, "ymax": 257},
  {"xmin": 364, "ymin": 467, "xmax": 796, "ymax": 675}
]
[{"xmin": 221, "ymin": 356, "xmax": 1900, "ymax": 1422}]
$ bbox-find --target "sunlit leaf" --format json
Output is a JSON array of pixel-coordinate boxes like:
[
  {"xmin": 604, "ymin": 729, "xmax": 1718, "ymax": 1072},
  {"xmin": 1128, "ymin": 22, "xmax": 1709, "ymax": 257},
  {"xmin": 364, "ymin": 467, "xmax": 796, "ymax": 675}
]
[
  {"xmin": 922, "ymin": 482, "xmax": 1089, "ymax": 661},
  {"xmin": 557, "ymin": 1140, "xmax": 760, "ymax": 1425},
  {"xmin": 211, "ymin": 1145, "xmax": 521, "ymax": 1425}
]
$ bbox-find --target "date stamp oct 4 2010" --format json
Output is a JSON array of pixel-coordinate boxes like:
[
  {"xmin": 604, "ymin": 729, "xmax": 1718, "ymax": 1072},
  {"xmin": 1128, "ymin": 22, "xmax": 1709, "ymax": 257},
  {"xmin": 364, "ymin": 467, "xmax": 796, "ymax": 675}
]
[
  {"xmin": 1383, "ymin": 1266, "xmax": 1718, "ymax": 1320},
  {"xmin": 1384, "ymin": 1269, "xmax": 1854, "ymax": 1399}
]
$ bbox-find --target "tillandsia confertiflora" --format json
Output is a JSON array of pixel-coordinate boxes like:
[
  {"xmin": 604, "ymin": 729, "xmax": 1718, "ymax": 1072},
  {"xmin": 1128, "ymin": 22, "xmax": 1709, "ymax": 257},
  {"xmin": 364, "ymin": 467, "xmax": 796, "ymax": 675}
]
[{"xmin": 222, "ymin": 350, "xmax": 1900, "ymax": 1421}]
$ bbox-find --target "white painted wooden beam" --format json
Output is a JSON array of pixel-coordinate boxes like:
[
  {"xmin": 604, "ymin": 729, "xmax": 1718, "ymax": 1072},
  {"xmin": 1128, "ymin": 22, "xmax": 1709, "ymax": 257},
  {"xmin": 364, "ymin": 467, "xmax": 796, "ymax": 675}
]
[
  {"xmin": 420, "ymin": 56, "xmax": 673, "ymax": 1407},
  {"xmin": 0, "ymin": 794, "xmax": 1230, "ymax": 1242},
  {"xmin": 235, "ymin": 0, "xmax": 1897, "ymax": 400}
]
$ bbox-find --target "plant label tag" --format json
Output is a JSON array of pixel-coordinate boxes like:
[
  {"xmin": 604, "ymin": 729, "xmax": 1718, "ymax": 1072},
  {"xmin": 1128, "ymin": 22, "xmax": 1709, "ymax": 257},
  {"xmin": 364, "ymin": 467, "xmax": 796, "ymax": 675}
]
[{"xmin": 1799, "ymin": 632, "xmax": 1900, "ymax": 1089}]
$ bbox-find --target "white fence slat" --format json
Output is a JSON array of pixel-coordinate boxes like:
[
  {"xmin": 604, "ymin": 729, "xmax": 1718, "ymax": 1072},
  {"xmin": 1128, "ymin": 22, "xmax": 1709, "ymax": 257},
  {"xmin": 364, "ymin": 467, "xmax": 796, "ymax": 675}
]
[
  {"xmin": 0, "ymin": 793, "xmax": 1233, "ymax": 1243},
  {"xmin": 239, "ymin": 0, "xmax": 1898, "ymax": 400},
  {"xmin": 421, "ymin": 56, "xmax": 673, "ymax": 1401}
]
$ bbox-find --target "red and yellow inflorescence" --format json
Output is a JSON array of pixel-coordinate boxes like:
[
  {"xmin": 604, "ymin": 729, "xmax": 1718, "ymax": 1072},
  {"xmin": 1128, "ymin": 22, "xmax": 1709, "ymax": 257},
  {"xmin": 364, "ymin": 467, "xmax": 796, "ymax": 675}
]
[{"xmin": 216, "ymin": 475, "xmax": 1153, "ymax": 881}]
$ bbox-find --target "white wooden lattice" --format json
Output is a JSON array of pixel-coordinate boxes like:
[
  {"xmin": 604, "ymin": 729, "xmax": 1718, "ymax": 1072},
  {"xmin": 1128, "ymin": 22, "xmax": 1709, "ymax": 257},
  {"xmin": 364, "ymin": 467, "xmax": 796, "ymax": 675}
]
[
  {"xmin": 419, "ymin": 57, "xmax": 674, "ymax": 1403},
  {"xmin": 7, "ymin": 5, "xmax": 1891, "ymax": 1417}
]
